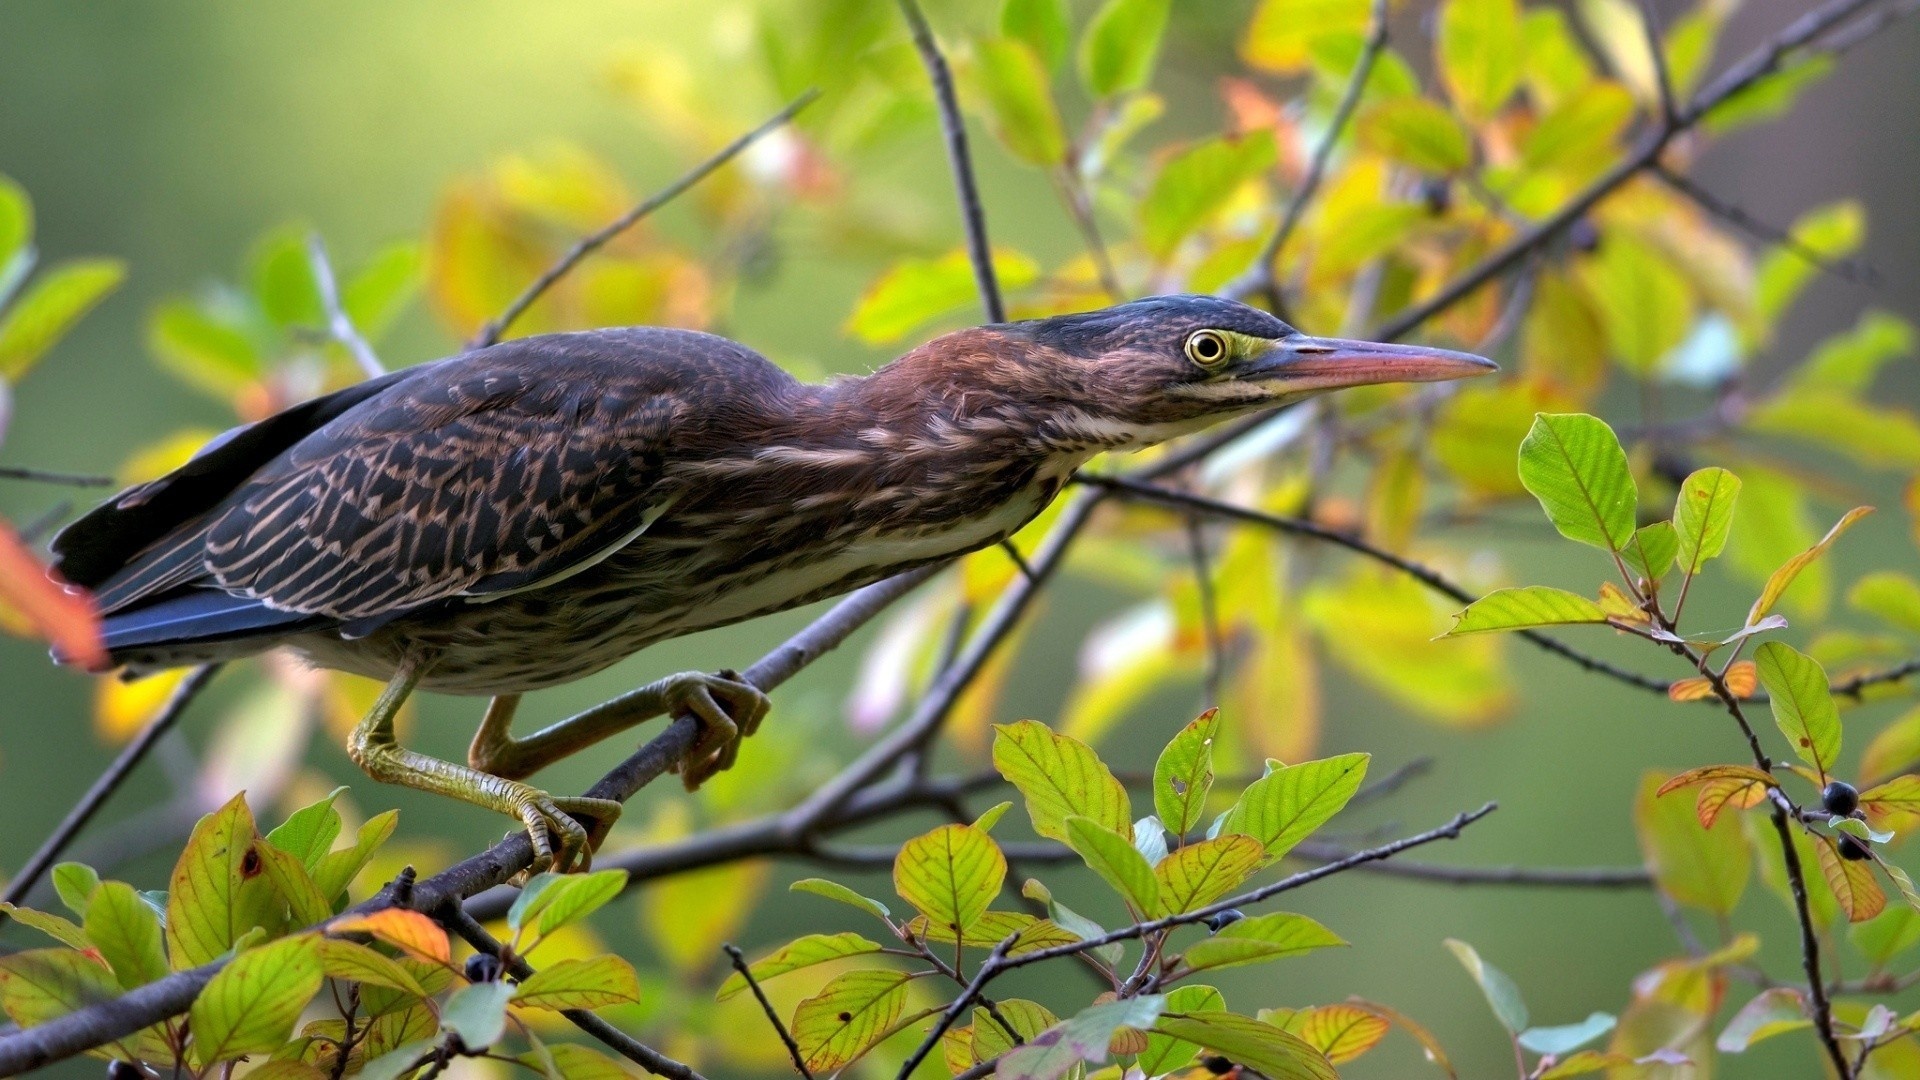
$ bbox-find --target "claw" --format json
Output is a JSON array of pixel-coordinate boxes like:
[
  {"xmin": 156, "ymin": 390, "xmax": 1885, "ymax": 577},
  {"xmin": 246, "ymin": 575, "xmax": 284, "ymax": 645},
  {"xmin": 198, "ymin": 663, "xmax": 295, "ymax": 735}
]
[
  {"xmin": 506, "ymin": 785, "xmax": 622, "ymax": 878},
  {"xmin": 662, "ymin": 670, "xmax": 771, "ymax": 791}
]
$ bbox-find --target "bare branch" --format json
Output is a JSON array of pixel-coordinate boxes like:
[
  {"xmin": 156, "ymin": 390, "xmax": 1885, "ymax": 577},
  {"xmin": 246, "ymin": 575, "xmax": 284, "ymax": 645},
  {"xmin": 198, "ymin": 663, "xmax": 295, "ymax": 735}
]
[
  {"xmin": 1635, "ymin": 0, "xmax": 1679, "ymax": 126},
  {"xmin": 439, "ymin": 903, "xmax": 707, "ymax": 1079},
  {"xmin": 473, "ymin": 90, "xmax": 820, "ymax": 348},
  {"xmin": 1655, "ymin": 166, "xmax": 1880, "ymax": 285},
  {"xmin": 1184, "ymin": 515, "xmax": 1225, "ymax": 708},
  {"xmin": 723, "ymin": 943, "xmax": 813, "ymax": 1079},
  {"xmin": 0, "ymin": 466, "xmax": 114, "ymax": 487},
  {"xmin": 1222, "ymin": 0, "xmax": 1389, "ymax": 304},
  {"xmin": 897, "ymin": 0, "xmax": 1004, "ymax": 323},
  {"xmin": 1, "ymin": 665, "xmax": 220, "ymax": 919},
  {"xmin": 306, "ymin": 233, "xmax": 385, "ymax": 378}
]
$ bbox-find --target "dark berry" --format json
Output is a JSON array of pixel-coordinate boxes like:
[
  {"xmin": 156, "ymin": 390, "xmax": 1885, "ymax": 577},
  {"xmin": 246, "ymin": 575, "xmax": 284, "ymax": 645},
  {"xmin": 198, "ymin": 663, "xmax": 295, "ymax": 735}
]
[
  {"xmin": 1419, "ymin": 178, "xmax": 1453, "ymax": 216},
  {"xmin": 1203, "ymin": 909, "xmax": 1246, "ymax": 933},
  {"xmin": 464, "ymin": 952, "xmax": 504, "ymax": 983},
  {"xmin": 1839, "ymin": 835, "xmax": 1873, "ymax": 861},
  {"xmin": 1569, "ymin": 218, "xmax": 1600, "ymax": 253},
  {"xmin": 1202, "ymin": 1056, "xmax": 1235, "ymax": 1074},
  {"xmin": 1823, "ymin": 781, "xmax": 1860, "ymax": 817},
  {"xmin": 107, "ymin": 1063, "xmax": 144, "ymax": 1080}
]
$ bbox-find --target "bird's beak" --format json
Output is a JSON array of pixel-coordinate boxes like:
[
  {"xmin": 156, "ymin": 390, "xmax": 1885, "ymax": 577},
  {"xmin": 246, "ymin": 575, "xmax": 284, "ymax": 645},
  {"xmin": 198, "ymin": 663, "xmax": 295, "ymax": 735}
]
[{"xmin": 1242, "ymin": 334, "xmax": 1498, "ymax": 392}]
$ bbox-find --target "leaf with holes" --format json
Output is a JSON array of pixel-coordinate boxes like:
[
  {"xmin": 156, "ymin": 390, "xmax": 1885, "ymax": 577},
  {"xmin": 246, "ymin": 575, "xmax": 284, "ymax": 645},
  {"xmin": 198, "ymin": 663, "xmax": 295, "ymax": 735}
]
[
  {"xmin": 894, "ymin": 823, "xmax": 1005, "ymax": 938},
  {"xmin": 993, "ymin": 720, "xmax": 1131, "ymax": 842},
  {"xmin": 1756, "ymin": 641, "xmax": 1842, "ymax": 779},
  {"xmin": 1747, "ymin": 507, "xmax": 1873, "ymax": 626},
  {"xmin": 189, "ymin": 935, "xmax": 324, "ymax": 1066},
  {"xmin": 1153, "ymin": 834, "xmax": 1265, "ymax": 914},
  {"xmin": 1674, "ymin": 468, "xmax": 1741, "ymax": 577},
  {"xmin": 716, "ymin": 932, "xmax": 883, "ymax": 1001},
  {"xmin": 1517, "ymin": 413, "xmax": 1637, "ymax": 552},
  {"xmin": 790, "ymin": 969, "xmax": 913, "ymax": 1073},
  {"xmin": 1151, "ymin": 1011, "xmax": 1337, "ymax": 1080},
  {"xmin": 513, "ymin": 954, "xmax": 644, "ymax": 1011},
  {"xmin": 1444, "ymin": 586, "xmax": 1610, "ymax": 636},
  {"xmin": 1444, "ymin": 939, "xmax": 1529, "ymax": 1033},
  {"xmin": 167, "ymin": 793, "xmax": 282, "ymax": 970},
  {"xmin": 1221, "ymin": 753, "xmax": 1369, "ymax": 862},
  {"xmin": 1183, "ymin": 912, "xmax": 1347, "ymax": 973},
  {"xmin": 1155, "ymin": 708, "xmax": 1221, "ymax": 837},
  {"xmin": 1065, "ymin": 816, "xmax": 1162, "ymax": 916}
]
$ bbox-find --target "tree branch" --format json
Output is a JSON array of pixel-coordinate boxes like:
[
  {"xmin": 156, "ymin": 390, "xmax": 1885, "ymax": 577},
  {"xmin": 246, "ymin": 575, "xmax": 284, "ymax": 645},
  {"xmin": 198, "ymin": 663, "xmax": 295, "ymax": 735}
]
[
  {"xmin": 723, "ymin": 943, "xmax": 813, "ymax": 1080},
  {"xmin": 0, "ymin": 466, "xmax": 114, "ymax": 488},
  {"xmin": 307, "ymin": 233, "xmax": 385, "ymax": 378},
  {"xmin": 0, "ymin": 665, "xmax": 220, "ymax": 920},
  {"xmin": 897, "ymin": 0, "xmax": 1004, "ymax": 323},
  {"xmin": 471, "ymin": 90, "xmax": 821, "ymax": 348},
  {"xmin": 1654, "ymin": 166, "xmax": 1879, "ymax": 285}
]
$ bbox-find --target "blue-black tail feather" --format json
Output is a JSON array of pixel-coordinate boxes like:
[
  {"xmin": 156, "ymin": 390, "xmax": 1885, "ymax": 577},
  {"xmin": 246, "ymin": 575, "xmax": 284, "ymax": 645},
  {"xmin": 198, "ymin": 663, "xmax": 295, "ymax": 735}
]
[{"xmin": 101, "ymin": 588, "xmax": 328, "ymax": 655}]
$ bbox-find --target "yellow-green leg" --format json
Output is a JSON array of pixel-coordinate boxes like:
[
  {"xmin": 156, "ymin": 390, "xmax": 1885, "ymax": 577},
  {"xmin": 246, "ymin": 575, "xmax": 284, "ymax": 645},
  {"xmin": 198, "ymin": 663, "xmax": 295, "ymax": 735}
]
[
  {"xmin": 346, "ymin": 655, "xmax": 622, "ymax": 874},
  {"xmin": 467, "ymin": 669, "xmax": 770, "ymax": 792}
]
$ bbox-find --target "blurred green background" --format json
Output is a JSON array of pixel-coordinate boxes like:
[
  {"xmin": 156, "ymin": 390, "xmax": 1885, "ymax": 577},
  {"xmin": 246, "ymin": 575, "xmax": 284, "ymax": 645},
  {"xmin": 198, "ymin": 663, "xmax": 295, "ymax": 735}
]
[{"xmin": 3, "ymin": 1, "xmax": 1919, "ymax": 1076}]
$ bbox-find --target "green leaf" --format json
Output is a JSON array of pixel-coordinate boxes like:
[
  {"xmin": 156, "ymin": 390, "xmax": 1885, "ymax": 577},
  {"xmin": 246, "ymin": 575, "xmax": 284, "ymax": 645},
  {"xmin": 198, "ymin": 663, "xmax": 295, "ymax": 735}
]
[
  {"xmin": 84, "ymin": 881, "xmax": 170, "ymax": 990},
  {"xmin": 1748, "ymin": 391, "xmax": 1920, "ymax": 470},
  {"xmin": 1444, "ymin": 586, "xmax": 1610, "ymax": 636},
  {"xmin": 1850, "ymin": 906, "xmax": 1920, "ymax": 965},
  {"xmin": 314, "ymin": 938, "xmax": 428, "ymax": 999},
  {"xmin": 1756, "ymin": 641, "xmax": 1842, "ymax": 778},
  {"xmin": 973, "ymin": 800, "xmax": 1014, "ymax": 834},
  {"xmin": 513, "ymin": 954, "xmax": 644, "ymax": 1011},
  {"xmin": 1444, "ymin": 938, "xmax": 1529, "ymax": 1033},
  {"xmin": 1623, "ymin": 523, "xmax": 1680, "ymax": 584},
  {"xmin": 189, "ymin": 935, "xmax": 324, "ymax": 1065},
  {"xmin": 1154, "ymin": 708, "xmax": 1221, "ymax": 837},
  {"xmin": 0, "ymin": 904, "xmax": 89, "ymax": 950},
  {"xmin": 357, "ymin": 1041, "xmax": 439, "ymax": 1080},
  {"xmin": 1065, "ymin": 816, "xmax": 1162, "ymax": 915},
  {"xmin": 249, "ymin": 225, "xmax": 324, "ymax": 328},
  {"xmin": 716, "ymin": 932, "xmax": 884, "ymax": 1001},
  {"xmin": 790, "ymin": 969, "xmax": 913, "ymax": 1073},
  {"xmin": 1076, "ymin": 0, "xmax": 1170, "ymax": 97},
  {"xmin": 0, "ymin": 258, "xmax": 124, "ymax": 381},
  {"xmin": 1139, "ymin": 132, "xmax": 1277, "ymax": 260},
  {"xmin": 1755, "ymin": 200, "xmax": 1863, "ymax": 334},
  {"xmin": 0, "ymin": 174, "xmax": 29, "ymax": 268},
  {"xmin": 906, "ymin": 910, "xmax": 1081, "ymax": 955},
  {"xmin": 1517, "ymin": 412, "xmax": 1638, "ymax": 551},
  {"xmin": 1001, "ymin": 996, "xmax": 1168, "ymax": 1080},
  {"xmin": 257, "ymin": 843, "xmax": 333, "ymax": 928},
  {"xmin": 1786, "ymin": 310, "xmax": 1913, "ymax": 395},
  {"xmin": 1151, "ymin": 1012, "xmax": 1337, "ymax": 1080},
  {"xmin": 970, "ymin": 999, "xmax": 1060, "ymax": 1064},
  {"xmin": 441, "ymin": 979, "xmax": 516, "ymax": 1049},
  {"xmin": 49, "ymin": 863, "xmax": 99, "ymax": 920},
  {"xmin": 790, "ymin": 878, "xmax": 891, "ymax": 920},
  {"xmin": 1438, "ymin": 0, "xmax": 1525, "ymax": 119},
  {"xmin": 1153, "ymin": 834, "xmax": 1265, "ymax": 914},
  {"xmin": 1747, "ymin": 506, "xmax": 1873, "ymax": 626},
  {"xmin": 1637, "ymin": 771, "xmax": 1750, "ymax": 916},
  {"xmin": 1673, "ymin": 468, "xmax": 1741, "ymax": 578},
  {"xmin": 1138, "ymin": 985, "xmax": 1225, "ymax": 1075},
  {"xmin": 1518, "ymin": 1012, "xmax": 1616, "ymax": 1055},
  {"xmin": 1521, "ymin": 82, "xmax": 1635, "ymax": 173},
  {"xmin": 976, "ymin": 38, "xmax": 1068, "ymax": 166},
  {"xmin": 168, "ymin": 793, "xmax": 282, "ymax": 970},
  {"xmin": 1578, "ymin": 234, "xmax": 1694, "ymax": 373},
  {"xmin": 341, "ymin": 241, "xmax": 422, "ymax": 341},
  {"xmin": 1221, "ymin": 753, "xmax": 1369, "ymax": 862},
  {"xmin": 146, "ymin": 300, "xmax": 263, "ymax": 398},
  {"xmin": 993, "ymin": 719, "xmax": 1131, "ymax": 842},
  {"xmin": 310, "ymin": 808, "xmax": 397, "ymax": 903},
  {"xmin": 0, "ymin": 948, "xmax": 122, "ymax": 1029},
  {"xmin": 1002, "ymin": 0, "xmax": 1070, "ymax": 70},
  {"xmin": 1241, "ymin": 0, "xmax": 1371, "ymax": 75},
  {"xmin": 536, "ymin": 1044, "xmax": 641, "ymax": 1080},
  {"xmin": 893, "ymin": 823, "xmax": 1005, "ymax": 936},
  {"xmin": 845, "ymin": 248, "xmax": 1041, "ymax": 345},
  {"xmin": 506, "ymin": 868, "xmax": 628, "ymax": 945},
  {"xmin": 266, "ymin": 787, "xmax": 345, "ymax": 870},
  {"xmin": 1850, "ymin": 572, "xmax": 1920, "ymax": 636},
  {"xmin": 1022, "ymin": 880, "xmax": 1121, "ymax": 966},
  {"xmin": 1182, "ymin": 912, "xmax": 1347, "ymax": 973},
  {"xmin": 1714, "ymin": 987, "xmax": 1810, "ymax": 1052},
  {"xmin": 1359, "ymin": 98, "xmax": 1473, "ymax": 174},
  {"xmin": 1705, "ymin": 55, "xmax": 1833, "ymax": 136}
]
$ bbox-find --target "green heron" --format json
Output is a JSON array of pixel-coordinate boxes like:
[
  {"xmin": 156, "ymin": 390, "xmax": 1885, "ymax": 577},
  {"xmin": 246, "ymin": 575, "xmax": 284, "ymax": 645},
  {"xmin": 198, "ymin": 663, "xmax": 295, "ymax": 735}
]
[{"xmin": 52, "ymin": 295, "xmax": 1493, "ymax": 871}]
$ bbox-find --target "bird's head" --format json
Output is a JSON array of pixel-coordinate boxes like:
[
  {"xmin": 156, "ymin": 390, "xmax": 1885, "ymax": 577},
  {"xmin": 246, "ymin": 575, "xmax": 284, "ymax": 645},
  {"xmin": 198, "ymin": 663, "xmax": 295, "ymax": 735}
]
[{"xmin": 986, "ymin": 294, "xmax": 1496, "ymax": 448}]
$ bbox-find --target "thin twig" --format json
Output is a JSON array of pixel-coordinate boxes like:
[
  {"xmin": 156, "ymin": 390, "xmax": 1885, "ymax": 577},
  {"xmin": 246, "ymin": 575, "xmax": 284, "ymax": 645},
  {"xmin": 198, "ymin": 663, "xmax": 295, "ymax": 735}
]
[
  {"xmin": 1634, "ymin": 0, "xmax": 1679, "ymax": 126},
  {"xmin": 1185, "ymin": 515, "xmax": 1225, "ymax": 709},
  {"xmin": 1222, "ymin": 0, "xmax": 1388, "ymax": 303},
  {"xmin": 896, "ymin": 0, "xmax": 1003, "ymax": 323},
  {"xmin": 722, "ymin": 943, "xmax": 812, "ymax": 1079},
  {"xmin": 1654, "ymin": 166, "xmax": 1880, "ymax": 285},
  {"xmin": 897, "ymin": 937, "xmax": 1016, "ymax": 1080},
  {"xmin": 306, "ymin": 234, "xmax": 385, "ymax": 378},
  {"xmin": 1078, "ymin": 475, "xmax": 1675, "ymax": 695},
  {"xmin": 472, "ymin": 90, "xmax": 820, "ymax": 348},
  {"xmin": 439, "ymin": 903, "xmax": 708, "ymax": 1080},
  {"xmin": 0, "ymin": 665, "xmax": 220, "ymax": 920},
  {"xmin": 0, "ymin": 466, "xmax": 113, "ymax": 488}
]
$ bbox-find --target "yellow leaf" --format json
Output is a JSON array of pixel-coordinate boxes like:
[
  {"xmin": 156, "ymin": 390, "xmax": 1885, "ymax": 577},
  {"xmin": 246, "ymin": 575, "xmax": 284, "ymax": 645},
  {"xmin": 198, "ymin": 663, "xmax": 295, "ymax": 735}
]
[
  {"xmin": 95, "ymin": 668, "xmax": 191, "ymax": 744},
  {"xmin": 790, "ymin": 969, "xmax": 913, "ymax": 1073},
  {"xmin": 893, "ymin": 824, "xmax": 1006, "ymax": 936},
  {"xmin": 1748, "ymin": 507, "xmax": 1873, "ymax": 626},
  {"xmin": 992, "ymin": 719, "xmax": 1131, "ymax": 842}
]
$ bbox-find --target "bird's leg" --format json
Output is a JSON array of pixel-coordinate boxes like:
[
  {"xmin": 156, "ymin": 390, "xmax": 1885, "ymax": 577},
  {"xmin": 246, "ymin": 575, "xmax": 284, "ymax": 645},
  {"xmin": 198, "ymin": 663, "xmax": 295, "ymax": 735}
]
[
  {"xmin": 466, "ymin": 670, "xmax": 770, "ymax": 792},
  {"xmin": 347, "ymin": 656, "xmax": 620, "ymax": 874}
]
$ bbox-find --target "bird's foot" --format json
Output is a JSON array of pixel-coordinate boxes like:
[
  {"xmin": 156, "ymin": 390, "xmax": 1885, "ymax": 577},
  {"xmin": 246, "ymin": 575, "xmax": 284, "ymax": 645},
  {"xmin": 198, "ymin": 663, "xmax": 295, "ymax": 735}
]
[
  {"xmin": 499, "ymin": 782, "xmax": 623, "ymax": 880},
  {"xmin": 661, "ymin": 668, "xmax": 771, "ymax": 791}
]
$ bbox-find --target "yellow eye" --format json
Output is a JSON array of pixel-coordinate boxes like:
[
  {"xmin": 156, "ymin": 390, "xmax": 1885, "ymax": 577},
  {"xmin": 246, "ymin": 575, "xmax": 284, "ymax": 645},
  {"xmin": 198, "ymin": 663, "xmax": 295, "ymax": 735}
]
[{"xmin": 1185, "ymin": 329, "xmax": 1230, "ymax": 367}]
